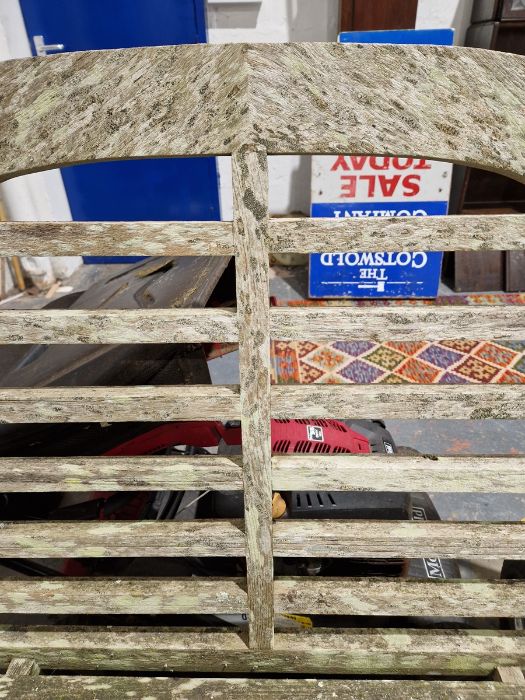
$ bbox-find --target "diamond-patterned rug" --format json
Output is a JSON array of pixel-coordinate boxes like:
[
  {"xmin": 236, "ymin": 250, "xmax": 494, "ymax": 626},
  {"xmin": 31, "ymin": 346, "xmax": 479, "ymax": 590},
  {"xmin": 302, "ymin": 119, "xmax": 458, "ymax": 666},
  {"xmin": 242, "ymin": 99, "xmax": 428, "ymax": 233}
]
[{"xmin": 271, "ymin": 294, "xmax": 525, "ymax": 385}]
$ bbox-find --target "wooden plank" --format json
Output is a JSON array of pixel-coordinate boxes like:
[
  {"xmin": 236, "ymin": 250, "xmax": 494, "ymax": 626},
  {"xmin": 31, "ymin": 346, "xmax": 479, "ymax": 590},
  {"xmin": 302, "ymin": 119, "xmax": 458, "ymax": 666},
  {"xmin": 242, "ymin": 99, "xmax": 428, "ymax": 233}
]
[
  {"xmin": 0, "ymin": 578, "xmax": 247, "ymax": 615},
  {"xmin": 0, "ymin": 455, "xmax": 243, "ymax": 492},
  {"xmin": 0, "ymin": 44, "xmax": 246, "ymax": 177},
  {"xmin": 0, "ymin": 221, "xmax": 234, "ymax": 257},
  {"xmin": 271, "ymin": 306, "xmax": 525, "ymax": 342},
  {"xmin": 0, "ymin": 677, "xmax": 522, "ymax": 700},
  {"xmin": 232, "ymin": 146, "xmax": 274, "ymax": 650},
  {"xmin": 1, "ymin": 45, "xmax": 524, "ymax": 181},
  {"xmin": 0, "ymin": 627, "xmax": 523, "ymax": 675},
  {"xmin": 495, "ymin": 666, "xmax": 525, "ymax": 684},
  {"xmin": 273, "ymin": 520, "xmax": 525, "ymax": 559},
  {"xmin": 272, "ymin": 454, "xmax": 525, "ymax": 493},
  {"xmin": 271, "ymin": 385, "xmax": 524, "ymax": 420},
  {"xmin": 4, "ymin": 658, "xmax": 39, "ymax": 678},
  {"xmin": 0, "ymin": 308, "xmax": 238, "ymax": 344},
  {"xmin": 0, "ymin": 520, "xmax": 245, "ymax": 558},
  {"xmin": 247, "ymin": 44, "xmax": 525, "ymax": 181},
  {"xmin": 268, "ymin": 215, "xmax": 525, "ymax": 252},
  {"xmin": 274, "ymin": 578, "xmax": 525, "ymax": 617},
  {"xmin": 0, "ymin": 385, "xmax": 240, "ymax": 423}
]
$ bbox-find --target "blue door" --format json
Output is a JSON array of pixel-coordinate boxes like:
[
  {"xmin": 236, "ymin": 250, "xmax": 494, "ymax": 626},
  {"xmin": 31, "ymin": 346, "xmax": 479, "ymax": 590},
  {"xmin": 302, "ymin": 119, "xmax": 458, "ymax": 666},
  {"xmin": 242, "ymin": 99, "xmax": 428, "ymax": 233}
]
[{"xmin": 19, "ymin": 0, "xmax": 220, "ymax": 262}]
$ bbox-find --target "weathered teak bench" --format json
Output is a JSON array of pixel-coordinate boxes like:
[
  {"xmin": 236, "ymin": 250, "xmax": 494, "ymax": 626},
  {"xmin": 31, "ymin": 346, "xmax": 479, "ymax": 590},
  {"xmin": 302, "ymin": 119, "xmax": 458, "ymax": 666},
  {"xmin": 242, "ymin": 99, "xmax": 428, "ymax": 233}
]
[{"xmin": 0, "ymin": 42, "xmax": 524, "ymax": 697}]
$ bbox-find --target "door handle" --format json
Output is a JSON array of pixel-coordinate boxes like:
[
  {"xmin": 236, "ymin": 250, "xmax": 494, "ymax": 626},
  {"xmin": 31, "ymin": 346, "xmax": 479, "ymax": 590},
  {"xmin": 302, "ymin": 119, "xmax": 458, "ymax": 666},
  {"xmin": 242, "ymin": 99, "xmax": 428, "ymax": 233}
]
[{"xmin": 33, "ymin": 35, "xmax": 65, "ymax": 57}]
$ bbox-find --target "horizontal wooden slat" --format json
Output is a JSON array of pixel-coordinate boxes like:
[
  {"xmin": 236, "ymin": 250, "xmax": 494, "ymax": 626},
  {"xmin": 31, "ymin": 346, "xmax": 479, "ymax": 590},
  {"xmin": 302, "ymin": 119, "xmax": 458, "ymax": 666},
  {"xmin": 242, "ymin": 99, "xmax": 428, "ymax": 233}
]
[
  {"xmin": 5, "ymin": 303, "xmax": 523, "ymax": 345},
  {"xmin": 271, "ymin": 306, "xmax": 525, "ymax": 342},
  {"xmin": 273, "ymin": 520, "xmax": 525, "ymax": 559},
  {"xmin": 0, "ymin": 520, "xmax": 245, "ymax": 558},
  {"xmin": 275, "ymin": 578, "xmax": 525, "ymax": 617},
  {"xmin": 0, "ymin": 308, "xmax": 238, "ymax": 344},
  {"xmin": 0, "ymin": 677, "xmax": 522, "ymax": 700},
  {"xmin": 6, "ymin": 519, "xmax": 523, "ymax": 560},
  {"xmin": 0, "ymin": 627, "xmax": 523, "ymax": 675},
  {"xmin": 12, "ymin": 577, "xmax": 523, "ymax": 620},
  {"xmin": 17, "ymin": 453, "xmax": 525, "ymax": 496},
  {"xmin": 2, "ymin": 215, "xmax": 523, "ymax": 257},
  {"xmin": 0, "ymin": 578, "xmax": 247, "ymax": 615},
  {"xmin": 0, "ymin": 221, "xmax": 235, "ymax": 257},
  {"xmin": 272, "ymin": 384, "xmax": 524, "ymax": 420},
  {"xmin": 269, "ymin": 215, "xmax": 525, "ymax": 252},
  {"xmin": 272, "ymin": 454, "xmax": 525, "ymax": 493},
  {"xmin": 0, "ymin": 455, "xmax": 243, "ymax": 492},
  {"xmin": 0, "ymin": 385, "xmax": 240, "ymax": 423}
]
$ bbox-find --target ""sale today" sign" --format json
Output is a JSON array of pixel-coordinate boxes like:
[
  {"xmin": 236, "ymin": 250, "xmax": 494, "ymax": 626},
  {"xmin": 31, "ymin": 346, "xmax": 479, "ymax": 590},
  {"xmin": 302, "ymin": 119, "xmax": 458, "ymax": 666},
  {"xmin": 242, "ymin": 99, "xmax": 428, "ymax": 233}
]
[{"xmin": 309, "ymin": 28, "xmax": 454, "ymax": 298}]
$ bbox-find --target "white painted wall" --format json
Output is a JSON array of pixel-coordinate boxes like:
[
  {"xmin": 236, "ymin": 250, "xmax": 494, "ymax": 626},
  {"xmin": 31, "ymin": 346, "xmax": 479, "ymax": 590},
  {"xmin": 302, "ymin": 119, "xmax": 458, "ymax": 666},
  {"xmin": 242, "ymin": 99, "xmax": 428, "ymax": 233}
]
[
  {"xmin": 207, "ymin": 0, "xmax": 339, "ymax": 218},
  {"xmin": 416, "ymin": 0, "xmax": 474, "ymax": 44},
  {"xmin": 0, "ymin": 0, "xmax": 81, "ymax": 288}
]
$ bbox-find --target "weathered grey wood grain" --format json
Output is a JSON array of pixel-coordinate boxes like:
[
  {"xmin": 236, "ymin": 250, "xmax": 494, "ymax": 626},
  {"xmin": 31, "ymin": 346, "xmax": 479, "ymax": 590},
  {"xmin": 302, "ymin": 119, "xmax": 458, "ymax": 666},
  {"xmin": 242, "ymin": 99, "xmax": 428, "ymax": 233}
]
[
  {"xmin": 268, "ymin": 215, "xmax": 525, "ymax": 252},
  {"xmin": 247, "ymin": 44, "xmax": 525, "ymax": 181},
  {"xmin": 272, "ymin": 454, "xmax": 525, "ymax": 493},
  {"xmin": 0, "ymin": 44, "xmax": 248, "ymax": 177},
  {"xmin": 274, "ymin": 578, "xmax": 525, "ymax": 617},
  {"xmin": 495, "ymin": 667, "xmax": 525, "ymax": 684},
  {"xmin": 4, "ymin": 658, "xmax": 39, "ymax": 678},
  {"xmin": 272, "ymin": 385, "xmax": 524, "ymax": 420},
  {"xmin": 1, "ymin": 40, "xmax": 525, "ymax": 680},
  {"xmin": 2, "ymin": 214, "xmax": 522, "ymax": 257},
  {"xmin": 0, "ymin": 221, "xmax": 234, "ymax": 256},
  {"xmin": 232, "ymin": 146, "xmax": 274, "ymax": 650},
  {"xmin": 0, "ymin": 308, "xmax": 238, "ymax": 344},
  {"xmin": 1, "ymin": 45, "xmax": 524, "ymax": 181},
  {"xmin": 0, "ymin": 520, "xmax": 245, "ymax": 558},
  {"xmin": 273, "ymin": 521, "xmax": 525, "ymax": 559},
  {"xmin": 0, "ymin": 455, "xmax": 243, "ymax": 492},
  {"xmin": 0, "ymin": 676, "xmax": 522, "ymax": 700},
  {"xmin": 0, "ymin": 578, "xmax": 247, "ymax": 615},
  {"xmin": 0, "ymin": 385, "xmax": 240, "ymax": 423},
  {"xmin": 271, "ymin": 306, "xmax": 525, "ymax": 342},
  {"xmin": 0, "ymin": 627, "xmax": 523, "ymax": 675}
]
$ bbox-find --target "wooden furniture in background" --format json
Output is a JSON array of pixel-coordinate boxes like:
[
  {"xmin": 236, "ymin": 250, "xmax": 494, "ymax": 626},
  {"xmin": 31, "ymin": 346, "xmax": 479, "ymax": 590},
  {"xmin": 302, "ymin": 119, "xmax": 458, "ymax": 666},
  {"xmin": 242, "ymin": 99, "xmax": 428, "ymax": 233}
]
[
  {"xmin": 340, "ymin": 0, "xmax": 418, "ymax": 31},
  {"xmin": 0, "ymin": 42, "xmax": 523, "ymax": 695}
]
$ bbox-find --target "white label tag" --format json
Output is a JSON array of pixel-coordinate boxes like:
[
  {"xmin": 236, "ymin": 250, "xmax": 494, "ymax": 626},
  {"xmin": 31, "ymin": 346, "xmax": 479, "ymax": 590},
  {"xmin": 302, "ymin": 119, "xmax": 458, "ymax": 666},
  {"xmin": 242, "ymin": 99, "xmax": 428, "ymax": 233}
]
[{"xmin": 307, "ymin": 425, "xmax": 324, "ymax": 442}]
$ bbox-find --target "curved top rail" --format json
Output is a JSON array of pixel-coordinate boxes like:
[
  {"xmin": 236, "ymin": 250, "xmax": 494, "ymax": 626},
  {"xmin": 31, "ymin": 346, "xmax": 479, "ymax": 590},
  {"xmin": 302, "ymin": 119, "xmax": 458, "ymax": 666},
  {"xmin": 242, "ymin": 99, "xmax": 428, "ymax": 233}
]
[{"xmin": 0, "ymin": 42, "xmax": 523, "ymax": 181}]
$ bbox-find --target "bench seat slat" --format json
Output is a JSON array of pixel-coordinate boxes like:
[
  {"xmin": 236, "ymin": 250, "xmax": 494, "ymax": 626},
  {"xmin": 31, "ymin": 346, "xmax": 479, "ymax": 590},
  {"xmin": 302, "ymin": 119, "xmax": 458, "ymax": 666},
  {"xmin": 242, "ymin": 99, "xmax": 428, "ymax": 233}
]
[
  {"xmin": 0, "ymin": 520, "xmax": 245, "ymax": 558},
  {"xmin": 268, "ymin": 215, "xmax": 525, "ymax": 252},
  {"xmin": 1, "ymin": 676, "xmax": 523, "ymax": 699},
  {"xmin": 272, "ymin": 384, "xmax": 524, "ymax": 420},
  {"xmin": 274, "ymin": 577, "xmax": 525, "ymax": 617},
  {"xmin": 0, "ymin": 627, "xmax": 523, "ymax": 675},
  {"xmin": 273, "ymin": 520, "xmax": 525, "ymax": 559},
  {"xmin": 0, "ymin": 455, "xmax": 243, "ymax": 492},
  {"xmin": 272, "ymin": 454, "xmax": 525, "ymax": 493},
  {"xmin": 271, "ymin": 306, "xmax": 525, "ymax": 343},
  {"xmin": 0, "ymin": 385, "xmax": 240, "ymax": 423}
]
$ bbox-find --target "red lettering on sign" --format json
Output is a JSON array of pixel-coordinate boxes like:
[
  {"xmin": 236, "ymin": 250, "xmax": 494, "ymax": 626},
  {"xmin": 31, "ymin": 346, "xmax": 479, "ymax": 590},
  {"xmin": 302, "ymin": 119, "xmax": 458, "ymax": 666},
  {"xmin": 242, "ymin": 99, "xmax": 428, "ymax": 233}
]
[
  {"xmin": 361, "ymin": 175, "xmax": 376, "ymax": 197},
  {"xmin": 340, "ymin": 175, "xmax": 356, "ymax": 198},
  {"xmin": 330, "ymin": 155, "xmax": 349, "ymax": 171},
  {"xmin": 378, "ymin": 175, "xmax": 401, "ymax": 197},
  {"xmin": 370, "ymin": 156, "xmax": 390, "ymax": 170},
  {"xmin": 350, "ymin": 156, "xmax": 368, "ymax": 170},
  {"xmin": 402, "ymin": 175, "xmax": 420, "ymax": 196},
  {"xmin": 392, "ymin": 157, "xmax": 413, "ymax": 170},
  {"xmin": 414, "ymin": 159, "xmax": 431, "ymax": 170}
]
